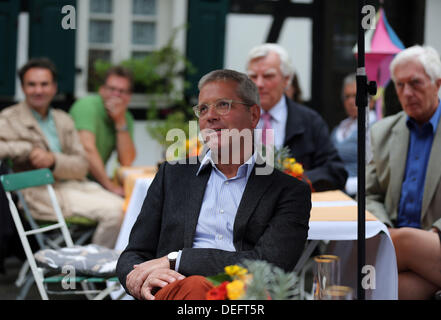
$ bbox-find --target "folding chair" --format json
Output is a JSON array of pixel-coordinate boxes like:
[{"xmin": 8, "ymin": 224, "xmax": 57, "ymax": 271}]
[{"xmin": 0, "ymin": 168, "xmax": 123, "ymax": 300}]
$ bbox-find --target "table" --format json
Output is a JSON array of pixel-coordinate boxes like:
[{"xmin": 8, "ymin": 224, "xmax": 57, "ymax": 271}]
[
  {"xmin": 113, "ymin": 180, "xmax": 397, "ymax": 300},
  {"xmin": 111, "ymin": 177, "xmax": 155, "ymax": 300},
  {"xmin": 296, "ymin": 190, "xmax": 398, "ymax": 300}
]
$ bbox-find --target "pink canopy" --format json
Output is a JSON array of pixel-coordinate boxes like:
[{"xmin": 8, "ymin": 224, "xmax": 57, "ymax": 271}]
[{"xmin": 353, "ymin": 8, "xmax": 404, "ymax": 119}]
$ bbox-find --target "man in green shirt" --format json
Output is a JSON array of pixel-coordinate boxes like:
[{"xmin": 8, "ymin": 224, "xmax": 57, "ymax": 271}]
[{"xmin": 70, "ymin": 66, "xmax": 136, "ymax": 196}]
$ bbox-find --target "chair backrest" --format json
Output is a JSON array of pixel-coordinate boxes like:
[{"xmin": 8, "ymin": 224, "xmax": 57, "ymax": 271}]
[
  {"xmin": 0, "ymin": 169, "xmax": 74, "ymax": 248},
  {"xmin": 1, "ymin": 169, "xmax": 54, "ymax": 191}
]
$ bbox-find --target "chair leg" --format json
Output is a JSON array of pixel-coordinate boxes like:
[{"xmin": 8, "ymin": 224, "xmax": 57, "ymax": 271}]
[
  {"xmin": 92, "ymin": 282, "xmax": 121, "ymax": 300},
  {"xmin": 80, "ymin": 282, "xmax": 97, "ymax": 300},
  {"xmin": 74, "ymin": 229, "xmax": 94, "ymax": 245},
  {"xmin": 16, "ymin": 274, "xmax": 34, "ymax": 300},
  {"xmin": 15, "ymin": 260, "xmax": 30, "ymax": 287},
  {"xmin": 34, "ymin": 268, "xmax": 49, "ymax": 300}
]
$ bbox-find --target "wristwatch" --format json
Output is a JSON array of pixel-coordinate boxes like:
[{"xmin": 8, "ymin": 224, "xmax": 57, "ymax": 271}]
[{"xmin": 167, "ymin": 251, "xmax": 179, "ymax": 270}]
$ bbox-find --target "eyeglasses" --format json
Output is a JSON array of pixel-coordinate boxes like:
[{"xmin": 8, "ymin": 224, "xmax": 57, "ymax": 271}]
[
  {"xmin": 193, "ymin": 99, "xmax": 252, "ymax": 118},
  {"xmin": 105, "ymin": 85, "xmax": 131, "ymax": 95}
]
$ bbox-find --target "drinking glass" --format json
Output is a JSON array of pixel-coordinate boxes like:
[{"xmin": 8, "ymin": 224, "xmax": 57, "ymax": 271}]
[
  {"xmin": 322, "ymin": 285, "xmax": 354, "ymax": 300},
  {"xmin": 312, "ymin": 254, "xmax": 341, "ymax": 300}
]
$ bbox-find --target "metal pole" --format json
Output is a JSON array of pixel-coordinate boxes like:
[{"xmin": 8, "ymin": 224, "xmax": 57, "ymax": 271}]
[{"xmin": 356, "ymin": 0, "xmax": 367, "ymax": 300}]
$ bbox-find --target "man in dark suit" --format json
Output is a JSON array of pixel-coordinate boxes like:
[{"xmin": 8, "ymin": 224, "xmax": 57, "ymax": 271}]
[
  {"xmin": 246, "ymin": 43, "xmax": 347, "ymax": 191},
  {"xmin": 116, "ymin": 69, "xmax": 311, "ymax": 300}
]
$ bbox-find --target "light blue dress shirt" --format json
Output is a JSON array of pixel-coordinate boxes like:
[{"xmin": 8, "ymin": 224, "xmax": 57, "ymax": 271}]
[
  {"xmin": 175, "ymin": 150, "xmax": 256, "ymax": 270},
  {"xmin": 397, "ymin": 101, "xmax": 441, "ymax": 228},
  {"xmin": 31, "ymin": 108, "xmax": 62, "ymax": 153}
]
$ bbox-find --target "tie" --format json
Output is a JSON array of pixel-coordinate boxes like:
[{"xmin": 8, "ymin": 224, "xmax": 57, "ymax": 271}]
[{"xmin": 261, "ymin": 112, "xmax": 273, "ymax": 146}]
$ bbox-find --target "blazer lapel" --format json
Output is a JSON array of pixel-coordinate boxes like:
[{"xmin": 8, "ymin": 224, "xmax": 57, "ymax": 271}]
[
  {"xmin": 183, "ymin": 164, "xmax": 211, "ymax": 247},
  {"xmin": 233, "ymin": 163, "xmax": 274, "ymax": 249},
  {"xmin": 422, "ymin": 115, "xmax": 441, "ymax": 218},
  {"xmin": 388, "ymin": 115, "xmax": 409, "ymax": 213}
]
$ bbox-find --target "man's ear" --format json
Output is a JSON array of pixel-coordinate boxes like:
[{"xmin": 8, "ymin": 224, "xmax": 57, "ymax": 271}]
[
  {"xmin": 436, "ymin": 78, "xmax": 441, "ymax": 91},
  {"xmin": 283, "ymin": 75, "xmax": 292, "ymax": 91},
  {"xmin": 250, "ymin": 104, "xmax": 261, "ymax": 128}
]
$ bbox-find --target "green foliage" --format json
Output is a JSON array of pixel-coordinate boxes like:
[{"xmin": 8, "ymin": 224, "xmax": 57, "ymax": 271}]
[
  {"xmin": 206, "ymin": 273, "xmax": 232, "ymax": 287},
  {"xmin": 146, "ymin": 111, "xmax": 192, "ymax": 149},
  {"xmin": 241, "ymin": 260, "xmax": 300, "ymax": 300},
  {"xmin": 92, "ymin": 26, "xmax": 195, "ymax": 118},
  {"xmin": 92, "ymin": 26, "xmax": 197, "ymax": 147}
]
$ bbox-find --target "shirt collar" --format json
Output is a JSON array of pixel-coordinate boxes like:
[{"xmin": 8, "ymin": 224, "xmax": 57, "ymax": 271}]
[
  {"xmin": 196, "ymin": 149, "xmax": 256, "ymax": 179},
  {"xmin": 262, "ymin": 96, "xmax": 286, "ymax": 123},
  {"xmin": 406, "ymin": 99, "xmax": 441, "ymax": 134},
  {"xmin": 30, "ymin": 107, "xmax": 52, "ymax": 122}
]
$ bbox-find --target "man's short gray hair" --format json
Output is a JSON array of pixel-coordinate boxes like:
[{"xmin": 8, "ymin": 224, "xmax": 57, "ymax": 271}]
[
  {"xmin": 341, "ymin": 73, "xmax": 356, "ymax": 100},
  {"xmin": 390, "ymin": 45, "xmax": 441, "ymax": 83},
  {"xmin": 246, "ymin": 43, "xmax": 295, "ymax": 80},
  {"xmin": 198, "ymin": 69, "xmax": 261, "ymax": 107}
]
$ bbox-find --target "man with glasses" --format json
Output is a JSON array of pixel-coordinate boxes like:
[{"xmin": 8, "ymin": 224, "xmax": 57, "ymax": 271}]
[
  {"xmin": 70, "ymin": 66, "xmax": 136, "ymax": 196},
  {"xmin": 116, "ymin": 69, "xmax": 311, "ymax": 300},
  {"xmin": 366, "ymin": 45, "xmax": 441, "ymax": 299}
]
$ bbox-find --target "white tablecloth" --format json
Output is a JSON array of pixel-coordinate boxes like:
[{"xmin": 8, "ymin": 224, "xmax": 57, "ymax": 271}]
[
  {"xmin": 112, "ymin": 178, "xmax": 398, "ymax": 300},
  {"xmin": 111, "ymin": 178, "xmax": 154, "ymax": 300},
  {"xmin": 308, "ymin": 220, "xmax": 397, "ymax": 300}
]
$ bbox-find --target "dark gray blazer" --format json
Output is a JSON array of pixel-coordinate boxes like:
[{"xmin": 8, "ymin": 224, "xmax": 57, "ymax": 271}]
[
  {"xmin": 116, "ymin": 159, "xmax": 311, "ymax": 292},
  {"xmin": 284, "ymin": 96, "xmax": 348, "ymax": 191}
]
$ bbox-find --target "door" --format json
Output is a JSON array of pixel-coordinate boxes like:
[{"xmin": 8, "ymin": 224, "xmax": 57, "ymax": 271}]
[
  {"xmin": 185, "ymin": 0, "xmax": 229, "ymax": 101},
  {"xmin": 0, "ymin": 0, "xmax": 19, "ymax": 97},
  {"xmin": 28, "ymin": 0, "xmax": 76, "ymax": 99}
]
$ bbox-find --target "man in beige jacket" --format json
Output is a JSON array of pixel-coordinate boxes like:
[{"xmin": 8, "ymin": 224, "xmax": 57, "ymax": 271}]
[
  {"xmin": 0, "ymin": 58, "xmax": 123, "ymax": 248},
  {"xmin": 366, "ymin": 46, "xmax": 441, "ymax": 299}
]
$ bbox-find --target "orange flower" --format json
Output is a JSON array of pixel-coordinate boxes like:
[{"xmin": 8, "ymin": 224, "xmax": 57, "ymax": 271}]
[{"xmin": 206, "ymin": 281, "xmax": 228, "ymax": 300}]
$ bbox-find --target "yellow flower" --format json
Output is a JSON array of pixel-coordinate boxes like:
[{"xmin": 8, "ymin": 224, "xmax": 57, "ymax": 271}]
[
  {"xmin": 226, "ymin": 280, "xmax": 245, "ymax": 300},
  {"xmin": 224, "ymin": 265, "xmax": 248, "ymax": 277},
  {"xmin": 282, "ymin": 158, "xmax": 295, "ymax": 170},
  {"xmin": 292, "ymin": 163, "xmax": 304, "ymax": 175}
]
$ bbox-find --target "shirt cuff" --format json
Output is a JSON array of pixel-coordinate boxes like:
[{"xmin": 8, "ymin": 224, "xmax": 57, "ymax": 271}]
[
  {"xmin": 345, "ymin": 176, "xmax": 358, "ymax": 196},
  {"xmin": 175, "ymin": 250, "xmax": 183, "ymax": 271}
]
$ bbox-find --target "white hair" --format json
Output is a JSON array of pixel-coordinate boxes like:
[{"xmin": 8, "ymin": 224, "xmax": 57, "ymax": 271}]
[
  {"xmin": 390, "ymin": 45, "xmax": 441, "ymax": 83},
  {"xmin": 341, "ymin": 73, "xmax": 356, "ymax": 101},
  {"xmin": 246, "ymin": 43, "xmax": 295, "ymax": 80}
]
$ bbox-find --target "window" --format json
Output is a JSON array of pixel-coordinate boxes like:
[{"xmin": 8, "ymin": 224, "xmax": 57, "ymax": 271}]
[
  {"xmin": 76, "ymin": 0, "xmax": 187, "ymax": 102},
  {"xmin": 84, "ymin": 0, "xmax": 158, "ymax": 92}
]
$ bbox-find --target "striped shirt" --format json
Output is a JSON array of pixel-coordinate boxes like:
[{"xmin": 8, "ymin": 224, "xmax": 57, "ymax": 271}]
[{"xmin": 175, "ymin": 150, "xmax": 256, "ymax": 270}]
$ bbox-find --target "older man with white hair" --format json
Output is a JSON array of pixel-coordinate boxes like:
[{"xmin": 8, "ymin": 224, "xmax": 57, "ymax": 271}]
[
  {"xmin": 246, "ymin": 43, "xmax": 347, "ymax": 191},
  {"xmin": 366, "ymin": 45, "xmax": 441, "ymax": 299}
]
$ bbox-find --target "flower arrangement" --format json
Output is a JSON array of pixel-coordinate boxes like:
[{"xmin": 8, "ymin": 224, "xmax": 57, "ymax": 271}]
[
  {"xmin": 274, "ymin": 146, "xmax": 313, "ymax": 191},
  {"xmin": 186, "ymin": 136, "xmax": 203, "ymax": 158},
  {"xmin": 164, "ymin": 134, "xmax": 203, "ymax": 162},
  {"xmin": 205, "ymin": 260, "xmax": 300, "ymax": 300}
]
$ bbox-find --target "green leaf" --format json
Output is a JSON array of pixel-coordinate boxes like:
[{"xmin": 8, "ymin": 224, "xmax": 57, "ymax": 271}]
[{"xmin": 205, "ymin": 273, "xmax": 232, "ymax": 286}]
